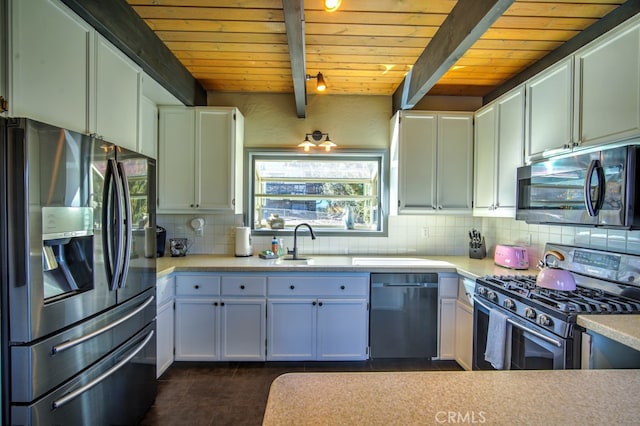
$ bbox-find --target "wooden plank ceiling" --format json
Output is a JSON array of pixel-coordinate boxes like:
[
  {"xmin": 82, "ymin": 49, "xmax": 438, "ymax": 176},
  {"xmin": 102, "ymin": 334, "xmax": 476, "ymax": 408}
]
[{"xmin": 127, "ymin": 0, "xmax": 626, "ymax": 98}]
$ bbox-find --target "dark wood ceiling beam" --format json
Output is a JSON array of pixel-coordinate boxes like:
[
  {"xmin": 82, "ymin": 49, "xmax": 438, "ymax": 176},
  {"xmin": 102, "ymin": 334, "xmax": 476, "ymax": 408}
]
[
  {"xmin": 282, "ymin": 0, "xmax": 307, "ymax": 118},
  {"xmin": 60, "ymin": 0, "xmax": 206, "ymax": 106},
  {"xmin": 393, "ymin": 0, "xmax": 515, "ymax": 112}
]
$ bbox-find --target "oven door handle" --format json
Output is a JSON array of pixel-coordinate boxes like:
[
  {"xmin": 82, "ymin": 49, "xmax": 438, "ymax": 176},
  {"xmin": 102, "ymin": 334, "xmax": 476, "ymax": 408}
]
[
  {"xmin": 51, "ymin": 329, "xmax": 154, "ymax": 410},
  {"xmin": 50, "ymin": 295, "xmax": 154, "ymax": 355},
  {"xmin": 506, "ymin": 318, "xmax": 562, "ymax": 348},
  {"xmin": 473, "ymin": 296, "xmax": 562, "ymax": 348}
]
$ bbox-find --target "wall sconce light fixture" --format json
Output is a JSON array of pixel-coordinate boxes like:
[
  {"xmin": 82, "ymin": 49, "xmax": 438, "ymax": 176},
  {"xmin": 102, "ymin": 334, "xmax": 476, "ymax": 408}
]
[
  {"xmin": 324, "ymin": 0, "xmax": 342, "ymax": 12},
  {"xmin": 306, "ymin": 72, "xmax": 327, "ymax": 92},
  {"xmin": 298, "ymin": 130, "xmax": 336, "ymax": 152}
]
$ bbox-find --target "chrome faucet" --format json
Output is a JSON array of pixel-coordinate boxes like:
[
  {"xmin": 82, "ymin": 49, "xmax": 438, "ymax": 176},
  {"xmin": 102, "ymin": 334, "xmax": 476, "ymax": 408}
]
[{"xmin": 288, "ymin": 223, "xmax": 316, "ymax": 260}]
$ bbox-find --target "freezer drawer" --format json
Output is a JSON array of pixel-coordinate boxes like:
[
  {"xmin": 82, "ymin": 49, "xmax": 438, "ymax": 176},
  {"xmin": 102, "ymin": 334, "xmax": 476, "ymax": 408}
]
[
  {"xmin": 10, "ymin": 289, "xmax": 155, "ymax": 403},
  {"xmin": 11, "ymin": 322, "xmax": 157, "ymax": 426}
]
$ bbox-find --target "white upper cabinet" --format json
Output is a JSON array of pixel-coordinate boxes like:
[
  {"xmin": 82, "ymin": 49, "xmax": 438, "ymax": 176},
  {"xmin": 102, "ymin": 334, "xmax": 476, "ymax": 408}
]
[
  {"xmin": 574, "ymin": 15, "xmax": 640, "ymax": 148},
  {"xmin": 196, "ymin": 107, "xmax": 244, "ymax": 211},
  {"xmin": 9, "ymin": 0, "xmax": 150, "ymax": 152},
  {"xmin": 10, "ymin": 0, "xmax": 93, "ymax": 133},
  {"xmin": 526, "ymin": 57, "xmax": 574, "ymax": 161},
  {"xmin": 390, "ymin": 111, "xmax": 473, "ymax": 215},
  {"xmin": 158, "ymin": 106, "xmax": 244, "ymax": 212},
  {"xmin": 139, "ymin": 95, "xmax": 158, "ymax": 159},
  {"xmin": 0, "ymin": 2, "xmax": 6, "ymax": 116},
  {"xmin": 474, "ymin": 86, "xmax": 525, "ymax": 217},
  {"xmin": 93, "ymin": 35, "xmax": 141, "ymax": 151},
  {"xmin": 158, "ymin": 106, "xmax": 196, "ymax": 210}
]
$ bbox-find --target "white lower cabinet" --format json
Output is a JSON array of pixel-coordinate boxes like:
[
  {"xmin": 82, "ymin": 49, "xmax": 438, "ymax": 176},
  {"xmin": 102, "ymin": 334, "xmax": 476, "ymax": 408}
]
[
  {"xmin": 266, "ymin": 273, "xmax": 369, "ymax": 361},
  {"xmin": 438, "ymin": 274, "xmax": 458, "ymax": 360},
  {"xmin": 174, "ymin": 273, "xmax": 266, "ymax": 361},
  {"xmin": 172, "ymin": 272, "xmax": 369, "ymax": 362},
  {"xmin": 455, "ymin": 300, "xmax": 473, "ymax": 371},
  {"xmin": 156, "ymin": 274, "xmax": 175, "ymax": 377}
]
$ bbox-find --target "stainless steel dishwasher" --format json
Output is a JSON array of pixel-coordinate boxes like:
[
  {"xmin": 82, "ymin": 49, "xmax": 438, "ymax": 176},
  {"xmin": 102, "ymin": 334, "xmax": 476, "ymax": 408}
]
[{"xmin": 370, "ymin": 273, "xmax": 439, "ymax": 358}]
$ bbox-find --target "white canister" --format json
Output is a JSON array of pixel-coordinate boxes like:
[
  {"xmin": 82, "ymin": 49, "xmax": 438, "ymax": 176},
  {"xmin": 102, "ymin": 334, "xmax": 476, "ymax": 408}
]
[{"xmin": 235, "ymin": 227, "xmax": 253, "ymax": 257}]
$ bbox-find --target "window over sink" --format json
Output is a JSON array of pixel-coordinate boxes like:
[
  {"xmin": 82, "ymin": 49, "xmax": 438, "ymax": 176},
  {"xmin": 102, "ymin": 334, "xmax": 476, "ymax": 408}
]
[{"xmin": 246, "ymin": 149, "xmax": 388, "ymax": 236}]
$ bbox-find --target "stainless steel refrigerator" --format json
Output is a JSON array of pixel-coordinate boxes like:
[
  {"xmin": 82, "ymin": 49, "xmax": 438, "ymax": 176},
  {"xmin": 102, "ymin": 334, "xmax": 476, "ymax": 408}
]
[{"xmin": 1, "ymin": 117, "xmax": 157, "ymax": 425}]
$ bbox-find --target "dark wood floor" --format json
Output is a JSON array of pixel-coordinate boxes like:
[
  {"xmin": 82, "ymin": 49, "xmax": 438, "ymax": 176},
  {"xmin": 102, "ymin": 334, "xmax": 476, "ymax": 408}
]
[{"xmin": 140, "ymin": 359, "xmax": 463, "ymax": 426}]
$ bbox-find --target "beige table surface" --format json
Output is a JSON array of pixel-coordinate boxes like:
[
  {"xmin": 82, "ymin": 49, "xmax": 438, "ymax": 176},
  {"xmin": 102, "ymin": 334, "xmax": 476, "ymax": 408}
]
[{"xmin": 263, "ymin": 369, "xmax": 640, "ymax": 425}]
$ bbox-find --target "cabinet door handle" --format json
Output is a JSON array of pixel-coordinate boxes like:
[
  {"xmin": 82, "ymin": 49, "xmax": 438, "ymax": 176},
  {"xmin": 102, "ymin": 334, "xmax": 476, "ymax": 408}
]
[
  {"xmin": 194, "ymin": 285, "xmax": 199, "ymax": 289},
  {"xmin": 213, "ymin": 302, "xmax": 218, "ymax": 306},
  {"xmin": 340, "ymin": 285, "xmax": 345, "ymax": 290},
  {"xmin": 312, "ymin": 301, "xmax": 317, "ymax": 306},
  {"xmin": 220, "ymin": 302, "xmax": 225, "ymax": 306},
  {"xmin": 240, "ymin": 285, "xmax": 245, "ymax": 290},
  {"xmin": 318, "ymin": 302, "xmax": 323, "ymax": 307},
  {"xmin": 190, "ymin": 204, "xmax": 194, "ymax": 208}
]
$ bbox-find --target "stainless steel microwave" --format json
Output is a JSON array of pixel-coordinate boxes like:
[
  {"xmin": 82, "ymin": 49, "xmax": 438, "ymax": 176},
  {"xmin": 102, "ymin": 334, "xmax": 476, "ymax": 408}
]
[{"xmin": 516, "ymin": 144, "xmax": 640, "ymax": 228}]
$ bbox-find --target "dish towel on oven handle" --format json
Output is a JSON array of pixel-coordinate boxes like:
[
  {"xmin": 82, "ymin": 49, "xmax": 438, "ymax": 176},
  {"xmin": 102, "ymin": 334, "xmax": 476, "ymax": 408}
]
[{"xmin": 484, "ymin": 308, "xmax": 508, "ymax": 369}]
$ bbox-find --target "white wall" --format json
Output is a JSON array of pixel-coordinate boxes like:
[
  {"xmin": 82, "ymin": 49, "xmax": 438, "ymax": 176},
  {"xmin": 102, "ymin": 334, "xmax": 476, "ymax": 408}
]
[{"xmin": 207, "ymin": 92, "xmax": 392, "ymax": 149}]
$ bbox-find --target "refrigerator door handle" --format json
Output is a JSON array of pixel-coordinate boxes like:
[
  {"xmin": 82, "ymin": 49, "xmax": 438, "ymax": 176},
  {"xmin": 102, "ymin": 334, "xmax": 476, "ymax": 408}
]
[
  {"xmin": 116, "ymin": 161, "xmax": 132, "ymax": 289},
  {"xmin": 102, "ymin": 159, "xmax": 123, "ymax": 291},
  {"xmin": 51, "ymin": 295, "xmax": 154, "ymax": 355},
  {"xmin": 51, "ymin": 329, "xmax": 155, "ymax": 410}
]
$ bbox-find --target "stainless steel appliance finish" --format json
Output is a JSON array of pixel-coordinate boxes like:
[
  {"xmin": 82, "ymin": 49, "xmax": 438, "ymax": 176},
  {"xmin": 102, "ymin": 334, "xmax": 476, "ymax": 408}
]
[
  {"xmin": 1, "ymin": 117, "xmax": 157, "ymax": 425},
  {"xmin": 473, "ymin": 243, "xmax": 640, "ymax": 370},
  {"xmin": 370, "ymin": 273, "xmax": 439, "ymax": 358},
  {"xmin": 516, "ymin": 144, "xmax": 640, "ymax": 228}
]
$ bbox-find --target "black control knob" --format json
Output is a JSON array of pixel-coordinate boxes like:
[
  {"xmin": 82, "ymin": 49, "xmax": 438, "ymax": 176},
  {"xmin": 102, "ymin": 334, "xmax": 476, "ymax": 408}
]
[
  {"xmin": 525, "ymin": 307, "xmax": 537, "ymax": 319},
  {"xmin": 503, "ymin": 299, "xmax": 516, "ymax": 310},
  {"xmin": 538, "ymin": 314, "xmax": 553, "ymax": 327}
]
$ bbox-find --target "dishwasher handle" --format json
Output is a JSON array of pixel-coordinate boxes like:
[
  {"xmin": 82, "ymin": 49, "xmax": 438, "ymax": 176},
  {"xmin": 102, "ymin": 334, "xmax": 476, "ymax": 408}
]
[{"xmin": 372, "ymin": 282, "xmax": 438, "ymax": 288}]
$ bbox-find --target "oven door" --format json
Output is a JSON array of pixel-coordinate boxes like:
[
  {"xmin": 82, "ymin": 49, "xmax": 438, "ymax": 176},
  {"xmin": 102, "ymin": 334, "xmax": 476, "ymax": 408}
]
[{"xmin": 473, "ymin": 296, "xmax": 571, "ymax": 370}]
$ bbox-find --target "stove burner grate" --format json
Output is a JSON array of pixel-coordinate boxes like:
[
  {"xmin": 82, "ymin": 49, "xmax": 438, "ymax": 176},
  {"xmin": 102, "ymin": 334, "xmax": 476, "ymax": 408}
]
[{"xmin": 480, "ymin": 275, "xmax": 640, "ymax": 314}]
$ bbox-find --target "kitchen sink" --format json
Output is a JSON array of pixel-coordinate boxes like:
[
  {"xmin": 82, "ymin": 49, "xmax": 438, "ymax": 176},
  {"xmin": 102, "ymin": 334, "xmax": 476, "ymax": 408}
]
[
  {"xmin": 351, "ymin": 257, "xmax": 451, "ymax": 267},
  {"xmin": 274, "ymin": 257, "xmax": 314, "ymax": 265}
]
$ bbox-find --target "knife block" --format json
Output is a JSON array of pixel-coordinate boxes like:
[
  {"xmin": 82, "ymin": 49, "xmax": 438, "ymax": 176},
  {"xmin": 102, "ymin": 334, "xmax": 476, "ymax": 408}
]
[{"xmin": 469, "ymin": 243, "xmax": 486, "ymax": 259}]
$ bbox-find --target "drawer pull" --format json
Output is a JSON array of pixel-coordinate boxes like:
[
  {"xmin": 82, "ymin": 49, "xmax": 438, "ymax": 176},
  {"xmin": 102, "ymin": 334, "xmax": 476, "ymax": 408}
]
[
  {"xmin": 340, "ymin": 285, "xmax": 345, "ymax": 290},
  {"xmin": 240, "ymin": 285, "xmax": 245, "ymax": 290},
  {"xmin": 213, "ymin": 302, "xmax": 218, "ymax": 306},
  {"xmin": 194, "ymin": 285, "xmax": 199, "ymax": 289},
  {"xmin": 220, "ymin": 302, "xmax": 225, "ymax": 306},
  {"xmin": 290, "ymin": 285, "xmax": 295, "ymax": 290}
]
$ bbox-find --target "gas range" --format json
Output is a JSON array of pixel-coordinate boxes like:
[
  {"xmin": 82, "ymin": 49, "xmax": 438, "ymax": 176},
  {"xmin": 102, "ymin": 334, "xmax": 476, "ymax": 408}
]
[
  {"xmin": 475, "ymin": 243, "xmax": 640, "ymax": 339},
  {"xmin": 475, "ymin": 274, "xmax": 640, "ymax": 338}
]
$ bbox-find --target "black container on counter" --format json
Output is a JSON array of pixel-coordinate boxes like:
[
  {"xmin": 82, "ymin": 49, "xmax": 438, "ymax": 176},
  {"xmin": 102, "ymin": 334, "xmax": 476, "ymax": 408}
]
[{"xmin": 156, "ymin": 226, "xmax": 167, "ymax": 257}]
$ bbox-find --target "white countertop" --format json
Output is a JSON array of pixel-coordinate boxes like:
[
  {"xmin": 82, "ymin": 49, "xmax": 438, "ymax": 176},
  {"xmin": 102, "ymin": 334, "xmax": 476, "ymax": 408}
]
[
  {"xmin": 157, "ymin": 254, "xmax": 539, "ymax": 279},
  {"xmin": 263, "ymin": 370, "xmax": 640, "ymax": 425}
]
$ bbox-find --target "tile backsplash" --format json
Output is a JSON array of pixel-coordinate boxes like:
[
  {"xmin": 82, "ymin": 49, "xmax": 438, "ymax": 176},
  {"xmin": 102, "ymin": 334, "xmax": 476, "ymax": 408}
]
[{"xmin": 157, "ymin": 213, "xmax": 640, "ymax": 261}]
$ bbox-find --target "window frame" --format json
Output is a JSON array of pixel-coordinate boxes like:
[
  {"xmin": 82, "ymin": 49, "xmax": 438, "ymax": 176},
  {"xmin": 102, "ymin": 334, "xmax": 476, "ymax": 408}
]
[{"xmin": 245, "ymin": 148, "xmax": 389, "ymax": 237}]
